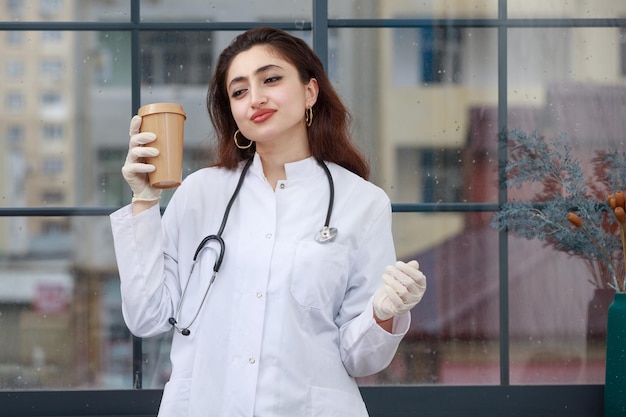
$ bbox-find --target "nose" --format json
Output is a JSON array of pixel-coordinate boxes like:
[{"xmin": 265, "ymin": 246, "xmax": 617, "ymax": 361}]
[{"xmin": 249, "ymin": 84, "xmax": 267, "ymax": 107}]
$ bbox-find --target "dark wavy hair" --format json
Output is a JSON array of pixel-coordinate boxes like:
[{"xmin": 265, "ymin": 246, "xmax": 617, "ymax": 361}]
[{"xmin": 207, "ymin": 26, "xmax": 369, "ymax": 179}]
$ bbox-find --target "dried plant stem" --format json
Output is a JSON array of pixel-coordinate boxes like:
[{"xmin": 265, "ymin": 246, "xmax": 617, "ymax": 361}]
[
  {"xmin": 619, "ymin": 223, "xmax": 626, "ymax": 292},
  {"xmin": 579, "ymin": 224, "xmax": 623, "ymax": 292}
]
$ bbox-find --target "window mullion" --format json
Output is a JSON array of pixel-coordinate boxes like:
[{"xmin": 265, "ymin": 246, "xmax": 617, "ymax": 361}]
[{"xmin": 130, "ymin": 0, "xmax": 143, "ymax": 390}]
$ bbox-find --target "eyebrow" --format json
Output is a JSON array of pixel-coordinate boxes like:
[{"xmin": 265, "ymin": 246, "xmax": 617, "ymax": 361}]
[{"xmin": 227, "ymin": 64, "xmax": 284, "ymax": 91}]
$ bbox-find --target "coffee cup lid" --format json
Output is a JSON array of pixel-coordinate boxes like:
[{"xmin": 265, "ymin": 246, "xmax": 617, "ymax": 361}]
[{"xmin": 138, "ymin": 103, "xmax": 186, "ymax": 118}]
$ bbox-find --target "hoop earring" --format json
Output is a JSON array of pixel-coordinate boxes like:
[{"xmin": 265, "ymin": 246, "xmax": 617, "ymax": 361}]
[
  {"xmin": 233, "ymin": 129, "xmax": 253, "ymax": 149},
  {"xmin": 305, "ymin": 107, "xmax": 313, "ymax": 127}
]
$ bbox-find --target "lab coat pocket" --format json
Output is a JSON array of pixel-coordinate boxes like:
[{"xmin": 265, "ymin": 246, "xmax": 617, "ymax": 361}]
[
  {"xmin": 159, "ymin": 379, "xmax": 191, "ymax": 416},
  {"xmin": 291, "ymin": 240, "xmax": 349, "ymax": 310},
  {"xmin": 310, "ymin": 386, "xmax": 368, "ymax": 417}
]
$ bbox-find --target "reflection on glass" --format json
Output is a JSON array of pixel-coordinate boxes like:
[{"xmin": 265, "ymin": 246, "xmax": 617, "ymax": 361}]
[
  {"xmin": 4, "ymin": 0, "xmax": 130, "ymax": 22},
  {"xmin": 138, "ymin": 30, "xmax": 218, "ymax": 162},
  {"xmin": 330, "ymin": 28, "xmax": 498, "ymax": 207},
  {"xmin": 358, "ymin": 214, "xmax": 501, "ymax": 385},
  {"xmin": 506, "ymin": 27, "xmax": 625, "ymax": 384},
  {"xmin": 509, "ymin": 1, "xmax": 622, "ymax": 18},
  {"xmin": 139, "ymin": 0, "xmax": 310, "ymax": 22},
  {"xmin": 508, "ymin": 239, "xmax": 604, "ymax": 384},
  {"xmin": 0, "ymin": 217, "xmax": 128, "ymax": 390},
  {"xmin": 1, "ymin": 0, "xmax": 624, "ymax": 394},
  {"xmin": 330, "ymin": 0, "xmax": 497, "ymax": 19}
]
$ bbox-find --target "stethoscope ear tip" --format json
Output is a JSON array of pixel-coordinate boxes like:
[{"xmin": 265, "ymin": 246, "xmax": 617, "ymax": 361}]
[{"xmin": 315, "ymin": 226, "xmax": 337, "ymax": 243}]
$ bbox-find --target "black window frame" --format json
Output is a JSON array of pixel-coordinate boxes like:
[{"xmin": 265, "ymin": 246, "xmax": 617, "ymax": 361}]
[{"xmin": 1, "ymin": 0, "xmax": 620, "ymax": 415}]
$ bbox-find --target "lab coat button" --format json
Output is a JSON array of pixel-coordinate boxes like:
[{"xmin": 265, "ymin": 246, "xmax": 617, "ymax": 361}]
[
  {"xmin": 249, "ymin": 357, "xmax": 256, "ymax": 364},
  {"xmin": 279, "ymin": 183, "xmax": 285, "ymax": 189},
  {"xmin": 256, "ymin": 292, "xmax": 263, "ymax": 298},
  {"xmin": 265, "ymin": 233, "xmax": 272, "ymax": 239}
]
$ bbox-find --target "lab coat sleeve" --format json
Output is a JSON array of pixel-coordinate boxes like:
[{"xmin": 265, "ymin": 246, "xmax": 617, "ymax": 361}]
[
  {"xmin": 337, "ymin": 198, "xmax": 411, "ymax": 378},
  {"xmin": 110, "ymin": 202, "xmax": 181, "ymax": 337}
]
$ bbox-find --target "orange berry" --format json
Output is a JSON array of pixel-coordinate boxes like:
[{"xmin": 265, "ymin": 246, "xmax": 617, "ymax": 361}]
[
  {"xmin": 567, "ymin": 212, "xmax": 582, "ymax": 227},
  {"xmin": 616, "ymin": 191, "xmax": 626, "ymax": 209},
  {"xmin": 615, "ymin": 207, "xmax": 626, "ymax": 224}
]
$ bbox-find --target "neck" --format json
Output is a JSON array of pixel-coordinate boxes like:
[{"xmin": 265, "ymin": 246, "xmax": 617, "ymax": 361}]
[{"xmin": 256, "ymin": 142, "xmax": 311, "ymax": 190}]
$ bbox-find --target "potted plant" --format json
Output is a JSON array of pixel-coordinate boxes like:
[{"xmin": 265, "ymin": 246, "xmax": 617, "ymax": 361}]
[{"xmin": 490, "ymin": 129, "xmax": 626, "ymax": 416}]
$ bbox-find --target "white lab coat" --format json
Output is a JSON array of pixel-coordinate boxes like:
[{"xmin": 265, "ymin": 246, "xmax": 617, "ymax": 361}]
[{"xmin": 110, "ymin": 154, "xmax": 410, "ymax": 417}]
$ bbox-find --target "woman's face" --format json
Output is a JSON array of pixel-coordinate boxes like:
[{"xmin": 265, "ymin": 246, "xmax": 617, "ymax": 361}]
[{"xmin": 226, "ymin": 45, "xmax": 318, "ymax": 150}]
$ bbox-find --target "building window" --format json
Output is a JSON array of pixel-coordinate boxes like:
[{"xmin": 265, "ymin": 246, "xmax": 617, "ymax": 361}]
[
  {"xmin": 8, "ymin": 125, "xmax": 23, "ymax": 145},
  {"xmin": 42, "ymin": 191, "xmax": 65, "ymax": 204},
  {"xmin": 6, "ymin": 59, "xmax": 23, "ymax": 79},
  {"xmin": 7, "ymin": 0, "xmax": 23, "ymax": 18},
  {"xmin": 41, "ymin": 219, "xmax": 69, "ymax": 233},
  {"xmin": 41, "ymin": 92, "xmax": 63, "ymax": 106},
  {"xmin": 6, "ymin": 31, "xmax": 22, "ymax": 44},
  {"xmin": 421, "ymin": 148, "xmax": 463, "ymax": 203},
  {"xmin": 42, "ymin": 124, "xmax": 64, "ymax": 140},
  {"xmin": 7, "ymin": 92, "xmax": 24, "ymax": 110},
  {"xmin": 421, "ymin": 26, "xmax": 462, "ymax": 84},
  {"xmin": 42, "ymin": 157, "xmax": 64, "ymax": 175},
  {"xmin": 140, "ymin": 31, "xmax": 214, "ymax": 85},
  {"xmin": 41, "ymin": 31, "xmax": 63, "ymax": 42},
  {"xmin": 41, "ymin": 59, "xmax": 65, "ymax": 79},
  {"xmin": 39, "ymin": 0, "xmax": 62, "ymax": 18},
  {"xmin": 392, "ymin": 26, "xmax": 463, "ymax": 86}
]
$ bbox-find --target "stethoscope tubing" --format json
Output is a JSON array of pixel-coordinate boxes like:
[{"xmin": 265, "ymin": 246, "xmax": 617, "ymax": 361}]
[
  {"xmin": 317, "ymin": 158, "xmax": 334, "ymax": 230},
  {"xmin": 170, "ymin": 158, "xmax": 253, "ymax": 335},
  {"xmin": 170, "ymin": 157, "xmax": 335, "ymax": 336}
]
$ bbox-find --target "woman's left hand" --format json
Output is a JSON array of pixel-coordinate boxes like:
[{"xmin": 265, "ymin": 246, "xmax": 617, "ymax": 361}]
[{"xmin": 372, "ymin": 260, "xmax": 427, "ymax": 321}]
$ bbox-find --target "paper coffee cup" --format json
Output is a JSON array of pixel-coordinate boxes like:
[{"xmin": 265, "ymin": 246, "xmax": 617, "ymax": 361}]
[{"xmin": 138, "ymin": 103, "xmax": 187, "ymax": 189}]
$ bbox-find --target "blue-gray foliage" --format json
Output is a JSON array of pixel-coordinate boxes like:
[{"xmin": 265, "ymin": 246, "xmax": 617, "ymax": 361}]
[{"xmin": 490, "ymin": 129, "xmax": 626, "ymax": 289}]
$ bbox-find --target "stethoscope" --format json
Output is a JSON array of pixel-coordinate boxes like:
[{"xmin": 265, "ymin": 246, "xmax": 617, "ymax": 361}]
[{"xmin": 169, "ymin": 157, "xmax": 337, "ymax": 336}]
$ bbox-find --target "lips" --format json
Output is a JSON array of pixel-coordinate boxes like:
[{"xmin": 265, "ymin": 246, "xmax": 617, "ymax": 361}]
[{"xmin": 251, "ymin": 109, "xmax": 276, "ymax": 123}]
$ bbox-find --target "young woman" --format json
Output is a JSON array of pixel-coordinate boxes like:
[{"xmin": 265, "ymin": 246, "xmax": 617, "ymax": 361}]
[{"xmin": 111, "ymin": 26, "xmax": 426, "ymax": 417}]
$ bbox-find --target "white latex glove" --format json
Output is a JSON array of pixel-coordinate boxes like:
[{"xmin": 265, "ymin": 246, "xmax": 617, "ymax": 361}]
[
  {"xmin": 373, "ymin": 260, "xmax": 427, "ymax": 321},
  {"xmin": 122, "ymin": 115, "xmax": 162, "ymax": 203}
]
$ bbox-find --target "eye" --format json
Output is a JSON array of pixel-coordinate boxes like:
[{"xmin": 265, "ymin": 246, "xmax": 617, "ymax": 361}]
[
  {"xmin": 231, "ymin": 88, "xmax": 247, "ymax": 98},
  {"xmin": 265, "ymin": 75, "xmax": 282, "ymax": 84}
]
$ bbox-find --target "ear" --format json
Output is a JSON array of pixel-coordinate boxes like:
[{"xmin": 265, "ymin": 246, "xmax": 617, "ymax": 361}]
[{"xmin": 305, "ymin": 78, "xmax": 319, "ymax": 108}]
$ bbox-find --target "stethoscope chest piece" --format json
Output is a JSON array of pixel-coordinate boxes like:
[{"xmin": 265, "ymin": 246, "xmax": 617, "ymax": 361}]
[{"xmin": 315, "ymin": 226, "xmax": 337, "ymax": 243}]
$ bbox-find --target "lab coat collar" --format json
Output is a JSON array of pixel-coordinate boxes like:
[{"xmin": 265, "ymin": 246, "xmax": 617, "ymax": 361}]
[{"xmin": 250, "ymin": 153, "xmax": 323, "ymax": 182}]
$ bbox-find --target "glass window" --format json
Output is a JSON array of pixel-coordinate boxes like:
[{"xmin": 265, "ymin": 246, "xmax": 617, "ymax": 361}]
[
  {"xmin": 139, "ymin": 0, "xmax": 310, "ymax": 22},
  {"xmin": 393, "ymin": 26, "xmax": 465, "ymax": 86},
  {"xmin": 41, "ymin": 31, "xmax": 62, "ymax": 42},
  {"xmin": 330, "ymin": 0, "xmax": 498, "ymax": 19},
  {"xmin": 506, "ymin": 27, "xmax": 626, "ymax": 384},
  {"xmin": 421, "ymin": 26, "xmax": 462, "ymax": 84},
  {"xmin": 509, "ymin": 0, "xmax": 623, "ymax": 18},
  {"xmin": 0, "ymin": 2, "xmax": 621, "ymax": 415},
  {"xmin": 41, "ymin": 124, "xmax": 64, "ymax": 140},
  {"xmin": 7, "ymin": 0, "xmax": 24, "ymax": 18},
  {"xmin": 5, "ymin": 59, "xmax": 24, "ymax": 79},
  {"xmin": 41, "ymin": 92, "xmax": 63, "ymax": 106},
  {"xmin": 39, "ymin": 0, "xmax": 63, "ymax": 18},
  {"xmin": 8, "ymin": 125, "xmax": 24, "ymax": 144},
  {"xmin": 42, "ymin": 157, "xmax": 64, "ymax": 175},
  {"xmin": 6, "ymin": 31, "xmax": 22, "ymax": 44},
  {"xmin": 40, "ymin": 59, "xmax": 64, "ymax": 79},
  {"xmin": 42, "ymin": 191, "xmax": 64, "ymax": 203},
  {"xmin": 7, "ymin": 92, "xmax": 24, "ymax": 110},
  {"xmin": 140, "ymin": 32, "xmax": 214, "ymax": 85}
]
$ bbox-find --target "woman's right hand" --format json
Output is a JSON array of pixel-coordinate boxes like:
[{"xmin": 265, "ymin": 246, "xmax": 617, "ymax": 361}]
[{"xmin": 122, "ymin": 115, "xmax": 162, "ymax": 203}]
